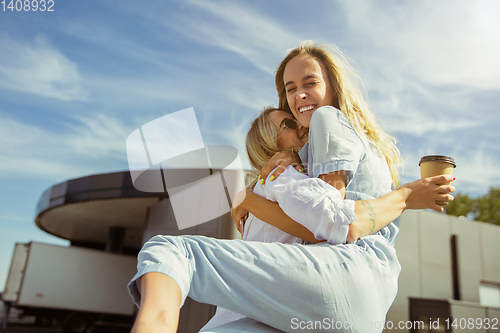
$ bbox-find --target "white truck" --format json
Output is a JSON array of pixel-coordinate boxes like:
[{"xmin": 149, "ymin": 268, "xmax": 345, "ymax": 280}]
[{"xmin": 1, "ymin": 242, "xmax": 137, "ymax": 333}]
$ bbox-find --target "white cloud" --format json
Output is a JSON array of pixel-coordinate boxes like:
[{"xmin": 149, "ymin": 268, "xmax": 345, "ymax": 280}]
[
  {"xmin": 47, "ymin": 1, "xmax": 286, "ymax": 161},
  {"xmin": 399, "ymin": 141, "xmax": 500, "ymax": 197},
  {"xmin": 58, "ymin": 16, "xmax": 278, "ymax": 113},
  {"xmin": 332, "ymin": 0, "xmax": 500, "ymax": 197},
  {"xmin": 60, "ymin": 20, "xmax": 182, "ymax": 74},
  {"xmin": 82, "ymin": 74, "xmax": 199, "ymax": 111},
  {"xmin": 373, "ymin": 85, "xmax": 483, "ymax": 137},
  {"xmin": 201, "ymin": 108, "xmax": 254, "ymax": 170},
  {"xmin": 334, "ymin": 0, "xmax": 499, "ymax": 142},
  {"xmin": 341, "ymin": 0, "xmax": 500, "ymax": 90},
  {"xmin": 65, "ymin": 113, "xmax": 135, "ymax": 160},
  {"xmin": 0, "ymin": 112, "xmax": 132, "ymax": 181},
  {"xmin": 161, "ymin": 0, "xmax": 304, "ymax": 74},
  {"xmin": 1, "ymin": 0, "xmax": 498, "ymax": 196},
  {"xmin": 0, "ymin": 32, "xmax": 88, "ymax": 101}
]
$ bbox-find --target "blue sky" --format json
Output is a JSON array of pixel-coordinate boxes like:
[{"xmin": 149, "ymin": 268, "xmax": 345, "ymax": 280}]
[{"xmin": 1, "ymin": 0, "xmax": 499, "ymax": 289}]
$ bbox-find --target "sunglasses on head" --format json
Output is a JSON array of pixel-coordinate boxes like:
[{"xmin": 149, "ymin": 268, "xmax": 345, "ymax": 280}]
[{"xmin": 280, "ymin": 118, "xmax": 298, "ymax": 130}]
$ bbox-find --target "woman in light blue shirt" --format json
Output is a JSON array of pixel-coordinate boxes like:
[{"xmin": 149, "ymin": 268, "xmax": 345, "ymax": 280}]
[
  {"xmin": 128, "ymin": 42, "xmax": 455, "ymax": 333},
  {"xmin": 202, "ymin": 106, "xmax": 453, "ymax": 331}
]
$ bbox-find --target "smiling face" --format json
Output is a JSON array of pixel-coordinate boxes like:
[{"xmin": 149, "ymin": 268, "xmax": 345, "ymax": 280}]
[
  {"xmin": 268, "ymin": 110, "xmax": 309, "ymax": 149},
  {"xmin": 283, "ymin": 54, "xmax": 337, "ymax": 128}
]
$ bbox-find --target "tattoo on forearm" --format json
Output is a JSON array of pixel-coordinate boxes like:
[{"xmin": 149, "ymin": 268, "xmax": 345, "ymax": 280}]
[{"xmin": 361, "ymin": 201, "xmax": 376, "ymax": 232}]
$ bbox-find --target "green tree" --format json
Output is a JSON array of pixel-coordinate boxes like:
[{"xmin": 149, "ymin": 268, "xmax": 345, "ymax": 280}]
[
  {"xmin": 474, "ymin": 187, "xmax": 500, "ymax": 225},
  {"xmin": 445, "ymin": 186, "xmax": 500, "ymax": 226},
  {"xmin": 444, "ymin": 192, "xmax": 475, "ymax": 218}
]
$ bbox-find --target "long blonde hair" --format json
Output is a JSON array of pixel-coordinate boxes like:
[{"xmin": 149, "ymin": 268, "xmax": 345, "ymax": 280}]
[
  {"xmin": 275, "ymin": 41, "xmax": 401, "ymax": 188},
  {"xmin": 245, "ymin": 106, "xmax": 299, "ymax": 189}
]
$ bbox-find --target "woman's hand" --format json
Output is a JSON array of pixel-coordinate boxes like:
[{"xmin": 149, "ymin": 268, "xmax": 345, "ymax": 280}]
[
  {"xmin": 259, "ymin": 150, "xmax": 302, "ymax": 185},
  {"xmin": 398, "ymin": 175, "xmax": 456, "ymax": 212},
  {"xmin": 230, "ymin": 189, "xmax": 254, "ymax": 235}
]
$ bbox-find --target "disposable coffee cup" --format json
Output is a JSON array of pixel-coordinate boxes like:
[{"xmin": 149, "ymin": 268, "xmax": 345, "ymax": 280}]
[{"xmin": 419, "ymin": 155, "xmax": 456, "ymax": 206}]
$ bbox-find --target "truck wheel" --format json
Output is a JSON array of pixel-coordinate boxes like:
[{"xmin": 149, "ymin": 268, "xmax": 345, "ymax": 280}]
[
  {"xmin": 63, "ymin": 313, "xmax": 93, "ymax": 333},
  {"xmin": 35, "ymin": 315, "xmax": 52, "ymax": 327}
]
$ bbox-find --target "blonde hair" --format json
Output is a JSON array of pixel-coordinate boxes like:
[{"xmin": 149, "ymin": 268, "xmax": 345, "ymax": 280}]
[
  {"xmin": 245, "ymin": 106, "xmax": 299, "ymax": 189},
  {"xmin": 275, "ymin": 41, "xmax": 401, "ymax": 188}
]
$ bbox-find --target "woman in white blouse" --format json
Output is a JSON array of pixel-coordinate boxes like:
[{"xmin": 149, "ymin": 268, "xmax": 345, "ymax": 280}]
[{"xmin": 128, "ymin": 42, "xmax": 455, "ymax": 333}]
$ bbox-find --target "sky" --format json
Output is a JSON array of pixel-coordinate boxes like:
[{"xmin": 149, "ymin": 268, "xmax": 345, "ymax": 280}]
[{"xmin": 1, "ymin": 0, "xmax": 499, "ymax": 290}]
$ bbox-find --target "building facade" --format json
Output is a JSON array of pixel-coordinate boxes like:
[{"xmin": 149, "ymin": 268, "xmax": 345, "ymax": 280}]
[
  {"xmin": 387, "ymin": 210, "xmax": 500, "ymax": 332},
  {"xmin": 22, "ymin": 170, "xmax": 500, "ymax": 332}
]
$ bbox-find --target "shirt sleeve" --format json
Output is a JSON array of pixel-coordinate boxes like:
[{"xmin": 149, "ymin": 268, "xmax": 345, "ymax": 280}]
[
  {"xmin": 308, "ymin": 106, "xmax": 365, "ymax": 186},
  {"xmin": 258, "ymin": 166, "xmax": 357, "ymax": 245}
]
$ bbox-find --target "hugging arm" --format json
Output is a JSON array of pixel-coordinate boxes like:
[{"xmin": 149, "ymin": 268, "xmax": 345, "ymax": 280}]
[
  {"xmin": 233, "ymin": 190, "xmax": 322, "ymax": 244},
  {"xmin": 347, "ymin": 175, "xmax": 455, "ymax": 241},
  {"xmin": 232, "ymin": 170, "xmax": 455, "ymax": 244}
]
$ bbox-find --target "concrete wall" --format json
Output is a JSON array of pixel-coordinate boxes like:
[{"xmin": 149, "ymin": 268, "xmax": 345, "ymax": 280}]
[
  {"xmin": 386, "ymin": 210, "xmax": 500, "ymax": 332},
  {"xmin": 143, "ymin": 196, "xmax": 240, "ymax": 243}
]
